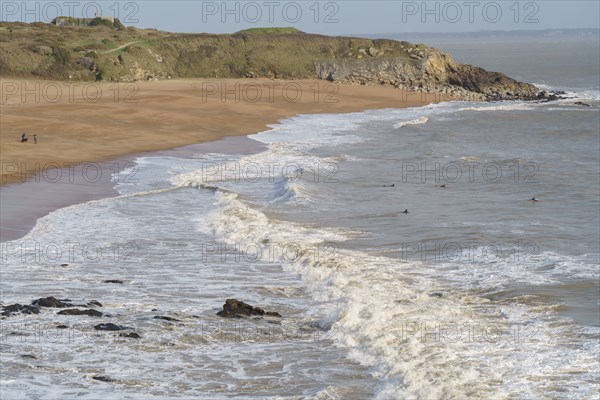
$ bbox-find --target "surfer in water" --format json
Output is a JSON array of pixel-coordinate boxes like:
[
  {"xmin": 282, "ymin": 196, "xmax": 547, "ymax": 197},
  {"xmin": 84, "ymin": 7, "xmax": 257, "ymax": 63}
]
[
  {"xmin": 529, "ymin": 197, "xmax": 539, "ymax": 202},
  {"xmin": 402, "ymin": 209, "xmax": 409, "ymax": 214}
]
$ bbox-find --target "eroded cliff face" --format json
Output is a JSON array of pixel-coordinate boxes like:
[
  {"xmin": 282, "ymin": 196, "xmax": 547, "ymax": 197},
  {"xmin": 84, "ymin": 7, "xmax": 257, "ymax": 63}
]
[{"xmin": 315, "ymin": 48, "xmax": 539, "ymax": 101}]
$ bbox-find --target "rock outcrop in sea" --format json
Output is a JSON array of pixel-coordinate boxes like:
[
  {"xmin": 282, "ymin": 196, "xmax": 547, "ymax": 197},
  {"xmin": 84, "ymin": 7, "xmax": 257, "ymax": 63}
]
[{"xmin": 217, "ymin": 299, "xmax": 282, "ymax": 318}]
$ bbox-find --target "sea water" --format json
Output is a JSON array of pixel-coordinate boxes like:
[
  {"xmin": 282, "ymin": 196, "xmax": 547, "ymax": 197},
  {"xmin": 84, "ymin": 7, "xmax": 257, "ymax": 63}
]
[{"xmin": 1, "ymin": 31, "xmax": 598, "ymax": 399}]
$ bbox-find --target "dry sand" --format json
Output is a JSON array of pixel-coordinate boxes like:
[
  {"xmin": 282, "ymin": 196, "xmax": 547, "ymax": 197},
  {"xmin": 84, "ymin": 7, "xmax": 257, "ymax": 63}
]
[{"xmin": 1, "ymin": 78, "xmax": 447, "ymax": 185}]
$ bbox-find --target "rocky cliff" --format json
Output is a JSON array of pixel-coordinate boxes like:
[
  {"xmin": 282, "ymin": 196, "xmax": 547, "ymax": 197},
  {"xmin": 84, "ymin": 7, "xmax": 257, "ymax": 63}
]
[{"xmin": 315, "ymin": 47, "xmax": 539, "ymax": 101}]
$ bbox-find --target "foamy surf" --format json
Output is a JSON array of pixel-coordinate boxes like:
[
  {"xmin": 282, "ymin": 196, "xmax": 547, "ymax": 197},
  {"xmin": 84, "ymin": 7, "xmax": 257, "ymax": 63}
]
[
  {"xmin": 200, "ymin": 190, "xmax": 600, "ymax": 400},
  {"xmin": 393, "ymin": 116, "xmax": 429, "ymax": 129},
  {"xmin": 458, "ymin": 102, "xmax": 535, "ymax": 112}
]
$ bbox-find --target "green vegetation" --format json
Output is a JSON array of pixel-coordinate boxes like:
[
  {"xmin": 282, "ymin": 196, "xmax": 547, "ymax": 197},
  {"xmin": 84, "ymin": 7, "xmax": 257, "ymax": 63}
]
[
  {"xmin": 234, "ymin": 27, "xmax": 303, "ymax": 35},
  {"xmin": 52, "ymin": 16, "xmax": 125, "ymax": 30},
  {"xmin": 0, "ymin": 22, "xmax": 427, "ymax": 82},
  {"xmin": 52, "ymin": 47, "xmax": 71, "ymax": 65},
  {"xmin": 88, "ymin": 17, "xmax": 125, "ymax": 30}
]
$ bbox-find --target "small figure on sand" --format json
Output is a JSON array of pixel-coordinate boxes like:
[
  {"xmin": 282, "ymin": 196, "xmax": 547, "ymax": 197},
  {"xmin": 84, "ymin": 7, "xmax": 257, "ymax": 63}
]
[
  {"xmin": 20, "ymin": 133, "xmax": 28, "ymax": 143},
  {"xmin": 33, "ymin": 134, "xmax": 37, "ymax": 144}
]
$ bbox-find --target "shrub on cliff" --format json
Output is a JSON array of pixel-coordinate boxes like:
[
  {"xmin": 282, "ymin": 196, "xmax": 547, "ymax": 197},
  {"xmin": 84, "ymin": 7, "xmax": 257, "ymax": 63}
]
[
  {"xmin": 52, "ymin": 47, "xmax": 71, "ymax": 65},
  {"xmin": 89, "ymin": 18, "xmax": 114, "ymax": 28}
]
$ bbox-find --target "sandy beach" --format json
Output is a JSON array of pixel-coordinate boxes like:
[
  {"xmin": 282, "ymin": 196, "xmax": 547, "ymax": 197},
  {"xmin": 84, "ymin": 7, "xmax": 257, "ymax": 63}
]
[
  {"xmin": 0, "ymin": 78, "xmax": 446, "ymax": 241},
  {"xmin": 1, "ymin": 78, "xmax": 445, "ymax": 185}
]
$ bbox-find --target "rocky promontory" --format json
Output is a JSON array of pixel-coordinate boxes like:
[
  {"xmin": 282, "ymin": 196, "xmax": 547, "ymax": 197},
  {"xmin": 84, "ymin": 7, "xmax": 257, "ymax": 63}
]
[
  {"xmin": 315, "ymin": 47, "xmax": 539, "ymax": 101},
  {"xmin": 0, "ymin": 23, "xmax": 542, "ymax": 101}
]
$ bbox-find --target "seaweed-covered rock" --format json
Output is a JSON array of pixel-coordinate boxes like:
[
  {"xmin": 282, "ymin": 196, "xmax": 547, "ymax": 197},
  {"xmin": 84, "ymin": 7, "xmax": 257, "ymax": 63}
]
[
  {"xmin": 32, "ymin": 297, "xmax": 72, "ymax": 308},
  {"xmin": 217, "ymin": 299, "xmax": 282, "ymax": 318},
  {"xmin": 119, "ymin": 332, "xmax": 141, "ymax": 339},
  {"xmin": 154, "ymin": 316, "xmax": 181, "ymax": 322},
  {"xmin": 57, "ymin": 309, "xmax": 103, "ymax": 317},
  {"xmin": 1, "ymin": 304, "xmax": 40, "ymax": 317},
  {"xmin": 94, "ymin": 323, "xmax": 130, "ymax": 331},
  {"xmin": 92, "ymin": 375, "xmax": 116, "ymax": 382}
]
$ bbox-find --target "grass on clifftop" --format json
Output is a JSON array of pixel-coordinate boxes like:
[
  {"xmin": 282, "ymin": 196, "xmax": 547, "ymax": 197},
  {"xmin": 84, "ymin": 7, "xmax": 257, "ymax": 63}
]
[
  {"xmin": 0, "ymin": 22, "xmax": 425, "ymax": 82},
  {"xmin": 234, "ymin": 27, "xmax": 303, "ymax": 35}
]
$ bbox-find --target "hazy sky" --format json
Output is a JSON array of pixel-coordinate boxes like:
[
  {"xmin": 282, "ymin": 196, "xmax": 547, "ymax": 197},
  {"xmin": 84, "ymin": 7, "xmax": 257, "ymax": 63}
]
[{"xmin": 2, "ymin": 1, "xmax": 599, "ymax": 34}]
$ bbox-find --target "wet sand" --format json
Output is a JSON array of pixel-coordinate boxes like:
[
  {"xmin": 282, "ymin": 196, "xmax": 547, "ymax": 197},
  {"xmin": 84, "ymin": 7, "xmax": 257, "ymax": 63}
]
[{"xmin": 0, "ymin": 136, "xmax": 265, "ymax": 242}]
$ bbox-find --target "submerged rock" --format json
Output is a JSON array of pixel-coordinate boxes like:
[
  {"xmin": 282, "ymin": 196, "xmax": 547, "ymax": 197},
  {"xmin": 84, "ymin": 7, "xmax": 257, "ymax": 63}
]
[
  {"xmin": 154, "ymin": 316, "xmax": 181, "ymax": 322},
  {"xmin": 1, "ymin": 304, "xmax": 40, "ymax": 317},
  {"xmin": 217, "ymin": 299, "xmax": 282, "ymax": 318},
  {"xmin": 92, "ymin": 375, "xmax": 116, "ymax": 383},
  {"xmin": 57, "ymin": 309, "xmax": 103, "ymax": 317},
  {"xmin": 94, "ymin": 323, "xmax": 131, "ymax": 331},
  {"xmin": 32, "ymin": 297, "xmax": 72, "ymax": 308},
  {"xmin": 119, "ymin": 332, "xmax": 141, "ymax": 339}
]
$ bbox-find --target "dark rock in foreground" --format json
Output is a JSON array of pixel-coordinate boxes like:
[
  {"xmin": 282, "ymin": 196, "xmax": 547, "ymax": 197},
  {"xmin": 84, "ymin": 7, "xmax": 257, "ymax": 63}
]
[
  {"xmin": 119, "ymin": 332, "xmax": 141, "ymax": 339},
  {"xmin": 94, "ymin": 323, "xmax": 131, "ymax": 331},
  {"xmin": 217, "ymin": 299, "xmax": 282, "ymax": 318},
  {"xmin": 2, "ymin": 298, "xmax": 104, "ymax": 318},
  {"xmin": 92, "ymin": 375, "xmax": 116, "ymax": 383},
  {"xmin": 57, "ymin": 309, "xmax": 103, "ymax": 317},
  {"xmin": 32, "ymin": 297, "xmax": 73, "ymax": 308},
  {"xmin": 30, "ymin": 296, "xmax": 102, "ymax": 309},
  {"xmin": 1, "ymin": 304, "xmax": 40, "ymax": 317},
  {"xmin": 154, "ymin": 316, "xmax": 181, "ymax": 322}
]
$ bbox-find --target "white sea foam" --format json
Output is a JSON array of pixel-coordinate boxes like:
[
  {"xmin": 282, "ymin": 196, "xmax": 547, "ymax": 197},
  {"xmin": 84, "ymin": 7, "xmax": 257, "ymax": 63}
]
[
  {"xmin": 270, "ymin": 177, "xmax": 315, "ymax": 205},
  {"xmin": 201, "ymin": 190, "xmax": 600, "ymax": 399},
  {"xmin": 393, "ymin": 116, "xmax": 429, "ymax": 129},
  {"xmin": 532, "ymin": 82, "xmax": 600, "ymax": 101},
  {"xmin": 3, "ymin": 98, "xmax": 598, "ymax": 399},
  {"xmin": 458, "ymin": 102, "xmax": 535, "ymax": 112}
]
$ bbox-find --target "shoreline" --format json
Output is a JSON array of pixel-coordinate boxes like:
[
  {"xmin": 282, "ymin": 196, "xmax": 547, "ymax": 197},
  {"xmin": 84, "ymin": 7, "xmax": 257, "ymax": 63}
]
[
  {"xmin": 1, "ymin": 78, "xmax": 450, "ymax": 185},
  {"xmin": 0, "ymin": 135, "xmax": 266, "ymax": 242},
  {"xmin": 1, "ymin": 78, "xmax": 449, "ymax": 242}
]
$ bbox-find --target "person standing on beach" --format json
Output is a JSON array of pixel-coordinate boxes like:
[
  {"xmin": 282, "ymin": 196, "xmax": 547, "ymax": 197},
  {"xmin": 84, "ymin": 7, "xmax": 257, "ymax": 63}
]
[{"xmin": 33, "ymin": 134, "xmax": 37, "ymax": 144}]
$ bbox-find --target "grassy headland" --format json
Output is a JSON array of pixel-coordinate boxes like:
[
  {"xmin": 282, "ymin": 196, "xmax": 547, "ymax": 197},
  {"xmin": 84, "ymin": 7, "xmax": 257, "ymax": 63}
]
[{"xmin": 0, "ymin": 22, "xmax": 540, "ymax": 101}]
